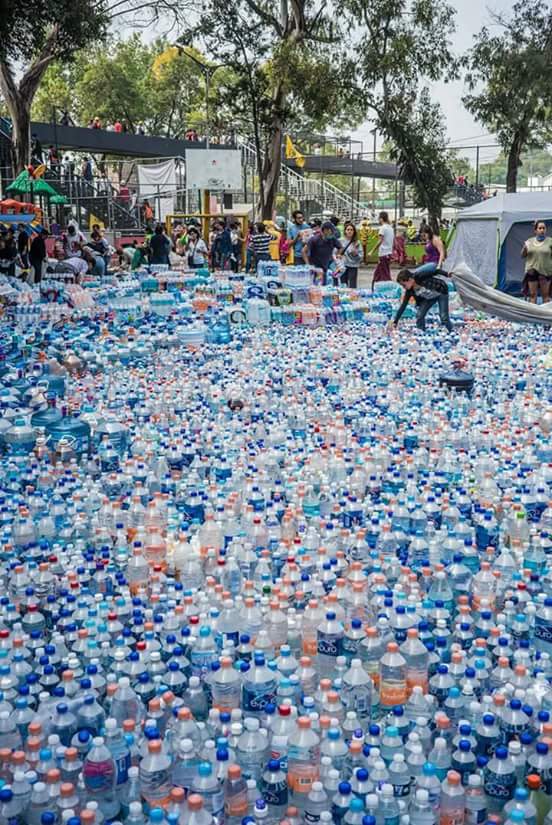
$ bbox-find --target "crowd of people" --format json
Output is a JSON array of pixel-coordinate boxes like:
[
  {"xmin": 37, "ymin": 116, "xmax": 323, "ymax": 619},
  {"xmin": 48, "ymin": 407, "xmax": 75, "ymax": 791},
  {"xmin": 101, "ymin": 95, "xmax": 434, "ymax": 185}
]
[
  {"xmin": 0, "ymin": 219, "xmax": 114, "ymax": 283},
  {"xmin": 119, "ymin": 209, "xmax": 451, "ymax": 293}
]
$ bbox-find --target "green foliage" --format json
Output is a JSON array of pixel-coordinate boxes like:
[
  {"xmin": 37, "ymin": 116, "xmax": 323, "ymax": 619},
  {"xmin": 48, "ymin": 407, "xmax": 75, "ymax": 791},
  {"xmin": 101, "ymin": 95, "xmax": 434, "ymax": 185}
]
[
  {"xmin": 386, "ymin": 89, "xmax": 454, "ymax": 225},
  {"xmin": 479, "ymin": 148, "xmax": 552, "ymax": 187},
  {"xmin": 463, "ymin": 0, "xmax": 552, "ymax": 191},
  {"xmin": 341, "ymin": 0, "xmax": 457, "ymax": 220},
  {"xmin": 30, "ymin": 36, "xmax": 223, "ymax": 136},
  {"xmin": 449, "ymin": 153, "xmax": 474, "ymax": 180},
  {"xmin": 0, "ymin": 0, "xmax": 108, "ymax": 63}
]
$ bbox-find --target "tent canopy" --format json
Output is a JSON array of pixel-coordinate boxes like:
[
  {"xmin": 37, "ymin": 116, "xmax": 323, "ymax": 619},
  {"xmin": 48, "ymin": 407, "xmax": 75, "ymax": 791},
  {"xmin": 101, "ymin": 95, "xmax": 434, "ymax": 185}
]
[{"xmin": 446, "ymin": 191, "xmax": 552, "ymax": 293}]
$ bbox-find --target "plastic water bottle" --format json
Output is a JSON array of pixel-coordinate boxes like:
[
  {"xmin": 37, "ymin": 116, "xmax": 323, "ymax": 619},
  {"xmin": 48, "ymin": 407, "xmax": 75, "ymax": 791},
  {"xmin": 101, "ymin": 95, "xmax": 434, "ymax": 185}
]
[
  {"xmin": 223, "ymin": 764, "xmax": 248, "ymax": 824},
  {"xmin": 379, "ymin": 643, "xmax": 407, "ymax": 711},
  {"xmin": 439, "ymin": 771, "xmax": 465, "ymax": 825},
  {"xmin": 82, "ymin": 735, "xmax": 118, "ymax": 819},
  {"xmin": 260, "ymin": 758, "xmax": 288, "ymax": 823},
  {"xmin": 317, "ymin": 611, "xmax": 344, "ymax": 679},
  {"xmin": 287, "ymin": 716, "xmax": 320, "ymax": 811}
]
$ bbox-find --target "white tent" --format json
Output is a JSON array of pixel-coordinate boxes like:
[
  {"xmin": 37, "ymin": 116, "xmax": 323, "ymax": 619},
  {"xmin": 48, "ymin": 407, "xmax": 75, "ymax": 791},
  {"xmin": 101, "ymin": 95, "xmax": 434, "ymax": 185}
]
[{"xmin": 446, "ymin": 191, "xmax": 552, "ymax": 293}]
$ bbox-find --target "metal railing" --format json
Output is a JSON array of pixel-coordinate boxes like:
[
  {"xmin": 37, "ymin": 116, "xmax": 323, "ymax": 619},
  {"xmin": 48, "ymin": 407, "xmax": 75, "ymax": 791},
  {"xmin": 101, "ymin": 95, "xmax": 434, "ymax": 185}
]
[{"xmin": 239, "ymin": 139, "xmax": 371, "ymax": 220}]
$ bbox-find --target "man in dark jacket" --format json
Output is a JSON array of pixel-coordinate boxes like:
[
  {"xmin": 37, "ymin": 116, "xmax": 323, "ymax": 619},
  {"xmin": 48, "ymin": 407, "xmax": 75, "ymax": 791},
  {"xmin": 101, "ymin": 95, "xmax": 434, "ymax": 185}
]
[
  {"xmin": 392, "ymin": 265, "xmax": 453, "ymax": 332},
  {"xmin": 29, "ymin": 229, "xmax": 48, "ymax": 283}
]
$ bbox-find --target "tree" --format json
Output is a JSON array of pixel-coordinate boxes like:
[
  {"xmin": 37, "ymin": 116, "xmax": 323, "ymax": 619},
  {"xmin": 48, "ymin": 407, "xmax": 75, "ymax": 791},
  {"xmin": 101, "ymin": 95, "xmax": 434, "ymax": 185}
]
[
  {"xmin": 0, "ymin": 0, "xmax": 108, "ymax": 171},
  {"xmin": 30, "ymin": 37, "xmax": 222, "ymax": 138},
  {"xmin": 387, "ymin": 89, "xmax": 454, "ymax": 229},
  {"xmin": 186, "ymin": 0, "xmax": 363, "ymax": 218},
  {"xmin": 0, "ymin": 0, "xmax": 197, "ymax": 171},
  {"xmin": 342, "ymin": 0, "xmax": 457, "ymax": 223},
  {"xmin": 463, "ymin": 0, "xmax": 552, "ymax": 193}
]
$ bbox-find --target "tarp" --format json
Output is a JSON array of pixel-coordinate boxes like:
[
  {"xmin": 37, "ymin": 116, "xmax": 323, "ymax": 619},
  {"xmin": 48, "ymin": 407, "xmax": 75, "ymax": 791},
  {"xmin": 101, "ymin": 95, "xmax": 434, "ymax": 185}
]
[
  {"xmin": 447, "ymin": 192, "xmax": 552, "ymax": 293},
  {"xmin": 446, "ymin": 218, "xmax": 498, "ymax": 286},
  {"xmin": 452, "ymin": 262, "xmax": 552, "ymax": 325},
  {"xmin": 137, "ymin": 159, "xmax": 176, "ymax": 224}
]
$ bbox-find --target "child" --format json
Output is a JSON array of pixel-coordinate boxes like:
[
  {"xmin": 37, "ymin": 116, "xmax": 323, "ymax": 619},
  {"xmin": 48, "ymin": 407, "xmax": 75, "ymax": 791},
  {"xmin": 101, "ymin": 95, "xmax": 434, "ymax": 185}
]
[{"xmin": 279, "ymin": 229, "xmax": 291, "ymax": 264}]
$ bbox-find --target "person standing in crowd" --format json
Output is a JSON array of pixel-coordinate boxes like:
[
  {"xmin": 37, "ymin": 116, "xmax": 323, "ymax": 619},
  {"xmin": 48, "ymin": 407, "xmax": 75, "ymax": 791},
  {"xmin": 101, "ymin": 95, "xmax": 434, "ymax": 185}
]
[
  {"xmin": 63, "ymin": 222, "xmax": 86, "ymax": 257},
  {"xmin": 421, "ymin": 225, "xmax": 446, "ymax": 267},
  {"xmin": 17, "ymin": 224, "xmax": 30, "ymax": 273},
  {"xmin": 29, "ymin": 229, "xmax": 48, "ymax": 283},
  {"xmin": 406, "ymin": 219, "xmax": 417, "ymax": 242},
  {"xmin": 251, "ymin": 222, "xmax": 274, "ymax": 269},
  {"xmin": 372, "ymin": 211, "xmax": 394, "ymax": 288},
  {"xmin": 522, "ymin": 219, "xmax": 552, "ymax": 303},
  {"xmin": 391, "ymin": 267, "xmax": 453, "ymax": 332},
  {"xmin": 230, "ymin": 221, "xmax": 244, "ymax": 272},
  {"xmin": 211, "ymin": 221, "xmax": 233, "ymax": 270},
  {"xmin": 0, "ymin": 235, "xmax": 17, "ymax": 277},
  {"xmin": 303, "ymin": 220, "xmax": 341, "ymax": 282},
  {"xmin": 338, "ymin": 222, "xmax": 363, "ymax": 288},
  {"xmin": 244, "ymin": 222, "xmax": 255, "ymax": 272},
  {"xmin": 142, "ymin": 200, "xmax": 154, "ymax": 230},
  {"xmin": 48, "ymin": 145, "xmax": 60, "ymax": 171},
  {"xmin": 287, "ymin": 210, "xmax": 310, "ymax": 264},
  {"xmin": 31, "ymin": 134, "xmax": 43, "ymax": 165},
  {"xmin": 359, "ymin": 217, "xmax": 371, "ymax": 264},
  {"xmin": 62, "ymin": 155, "xmax": 74, "ymax": 183},
  {"xmin": 148, "ymin": 224, "xmax": 171, "ymax": 266},
  {"xmin": 81, "ymin": 157, "xmax": 93, "ymax": 184},
  {"xmin": 279, "ymin": 226, "xmax": 291, "ymax": 264},
  {"xmin": 185, "ymin": 227, "xmax": 209, "ymax": 269},
  {"xmin": 329, "ymin": 215, "xmax": 341, "ymax": 239}
]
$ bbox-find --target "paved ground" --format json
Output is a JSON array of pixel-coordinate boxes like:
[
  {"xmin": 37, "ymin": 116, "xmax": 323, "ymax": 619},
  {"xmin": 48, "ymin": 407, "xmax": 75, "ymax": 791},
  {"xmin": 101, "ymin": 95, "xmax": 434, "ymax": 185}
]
[{"xmin": 355, "ymin": 263, "xmax": 399, "ymax": 288}]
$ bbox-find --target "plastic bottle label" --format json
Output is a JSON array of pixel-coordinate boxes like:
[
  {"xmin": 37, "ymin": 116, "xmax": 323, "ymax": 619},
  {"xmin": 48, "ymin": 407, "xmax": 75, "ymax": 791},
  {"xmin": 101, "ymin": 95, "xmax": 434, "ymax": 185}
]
[
  {"xmin": 225, "ymin": 795, "xmax": 248, "ymax": 817},
  {"xmin": 261, "ymin": 778, "xmax": 288, "ymax": 807},
  {"xmin": 440, "ymin": 812, "xmax": 465, "ymax": 825},
  {"xmin": 484, "ymin": 774, "xmax": 516, "ymax": 800},
  {"xmin": 242, "ymin": 682, "xmax": 276, "ymax": 712},
  {"xmin": 114, "ymin": 751, "xmax": 130, "ymax": 784},
  {"xmin": 380, "ymin": 681, "xmax": 407, "ymax": 707},
  {"xmin": 465, "ymin": 806, "xmax": 487, "ymax": 825}
]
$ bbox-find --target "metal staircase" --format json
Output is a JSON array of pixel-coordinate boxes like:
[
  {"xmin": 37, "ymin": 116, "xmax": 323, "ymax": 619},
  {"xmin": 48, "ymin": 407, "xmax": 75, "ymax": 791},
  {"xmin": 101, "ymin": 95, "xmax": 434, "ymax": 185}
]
[
  {"xmin": 239, "ymin": 140, "xmax": 371, "ymax": 220},
  {"xmin": 43, "ymin": 169, "xmax": 141, "ymax": 231}
]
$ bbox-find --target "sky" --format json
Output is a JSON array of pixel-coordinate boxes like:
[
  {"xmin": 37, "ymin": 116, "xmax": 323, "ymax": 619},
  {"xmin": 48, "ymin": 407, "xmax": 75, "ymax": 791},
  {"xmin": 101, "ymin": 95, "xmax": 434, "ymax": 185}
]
[{"xmin": 353, "ymin": 0, "xmax": 517, "ymax": 168}]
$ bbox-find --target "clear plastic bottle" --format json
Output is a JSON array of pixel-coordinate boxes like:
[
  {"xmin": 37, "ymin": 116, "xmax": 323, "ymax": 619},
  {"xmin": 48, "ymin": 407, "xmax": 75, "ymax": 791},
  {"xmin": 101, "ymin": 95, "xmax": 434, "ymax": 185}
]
[
  {"xmin": 379, "ymin": 643, "xmax": 407, "ymax": 711},
  {"xmin": 342, "ymin": 658, "xmax": 373, "ymax": 721},
  {"xmin": 483, "ymin": 745, "xmax": 517, "ymax": 815},
  {"xmin": 439, "ymin": 770, "xmax": 465, "ymax": 825},
  {"xmin": 82, "ymin": 735, "xmax": 118, "ymax": 820},
  {"xmin": 235, "ymin": 717, "xmax": 268, "ymax": 783},
  {"xmin": 139, "ymin": 739, "xmax": 172, "ymax": 810},
  {"xmin": 287, "ymin": 716, "xmax": 320, "ymax": 812},
  {"xmin": 223, "ymin": 763, "xmax": 248, "ymax": 825},
  {"xmin": 317, "ymin": 611, "xmax": 344, "ymax": 680}
]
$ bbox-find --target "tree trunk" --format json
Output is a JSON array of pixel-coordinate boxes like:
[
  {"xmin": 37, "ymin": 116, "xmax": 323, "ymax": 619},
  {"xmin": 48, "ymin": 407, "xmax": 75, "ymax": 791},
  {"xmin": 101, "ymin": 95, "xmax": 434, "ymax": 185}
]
[
  {"xmin": 506, "ymin": 132, "xmax": 523, "ymax": 193},
  {"xmin": 257, "ymin": 80, "xmax": 285, "ymax": 220},
  {"xmin": 258, "ymin": 120, "xmax": 283, "ymax": 220},
  {"xmin": 9, "ymin": 97, "xmax": 32, "ymax": 174}
]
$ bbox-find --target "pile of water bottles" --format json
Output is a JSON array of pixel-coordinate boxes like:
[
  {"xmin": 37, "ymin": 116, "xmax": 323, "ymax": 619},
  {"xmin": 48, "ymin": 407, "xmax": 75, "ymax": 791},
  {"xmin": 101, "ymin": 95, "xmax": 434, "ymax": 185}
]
[{"xmin": 0, "ymin": 267, "xmax": 552, "ymax": 825}]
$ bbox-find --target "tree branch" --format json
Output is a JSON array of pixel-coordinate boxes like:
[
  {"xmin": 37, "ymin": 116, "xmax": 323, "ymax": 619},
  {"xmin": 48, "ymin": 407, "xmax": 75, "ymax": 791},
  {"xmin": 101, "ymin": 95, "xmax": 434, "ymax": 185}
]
[
  {"xmin": 19, "ymin": 25, "xmax": 60, "ymax": 101},
  {"xmin": 242, "ymin": 0, "xmax": 282, "ymax": 35}
]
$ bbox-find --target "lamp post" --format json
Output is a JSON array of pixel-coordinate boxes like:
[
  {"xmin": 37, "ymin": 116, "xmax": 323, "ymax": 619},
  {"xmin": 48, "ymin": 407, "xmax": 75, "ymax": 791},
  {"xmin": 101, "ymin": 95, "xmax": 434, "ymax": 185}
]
[
  {"xmin": 180, "ymin": 50, "xmax": 226, "ymax": 149},
  {"xmin": 370, "ymin": 127, "xmax": 377, "ymax": 207}
]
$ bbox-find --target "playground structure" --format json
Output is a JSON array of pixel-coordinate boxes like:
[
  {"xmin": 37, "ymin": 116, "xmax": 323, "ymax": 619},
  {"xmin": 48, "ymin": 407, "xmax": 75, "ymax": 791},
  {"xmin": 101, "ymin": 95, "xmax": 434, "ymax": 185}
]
[{"xmin": 0, "ymin": 117, "xmax": 475, "ymax": 237}]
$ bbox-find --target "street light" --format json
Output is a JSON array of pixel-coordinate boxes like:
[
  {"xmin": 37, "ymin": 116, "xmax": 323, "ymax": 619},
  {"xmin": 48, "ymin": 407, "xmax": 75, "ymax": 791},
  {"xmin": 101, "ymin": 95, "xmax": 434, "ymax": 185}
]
[
  {"xmin": 178, "ymin": 46, "xmax": 226, "ymax": 149},
  {"xmin": 370, "ymin": 127, "xmax": 377, "ymax": 206}
]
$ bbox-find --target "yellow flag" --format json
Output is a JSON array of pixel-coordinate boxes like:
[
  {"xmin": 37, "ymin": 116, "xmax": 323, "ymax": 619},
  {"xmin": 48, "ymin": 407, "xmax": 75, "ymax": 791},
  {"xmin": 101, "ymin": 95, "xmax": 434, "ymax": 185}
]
[
  {"xmin": 285, "ymin": 135, "xmax": 305, "ymax": 168},
  {"xmin": 33, "ymin": 164, "xmax": 46, "ymax": 179},
  {"xmin": 89, "ymin": 214, "xmax": 105, "ymax": 231}
]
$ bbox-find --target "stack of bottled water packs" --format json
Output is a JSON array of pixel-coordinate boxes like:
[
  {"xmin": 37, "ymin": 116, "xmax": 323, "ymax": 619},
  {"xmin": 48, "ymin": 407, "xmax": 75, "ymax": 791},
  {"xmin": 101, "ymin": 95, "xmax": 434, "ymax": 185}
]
[{"xmin": 0, "ymin": 272, "xmax": 552, "ymax": 825}]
